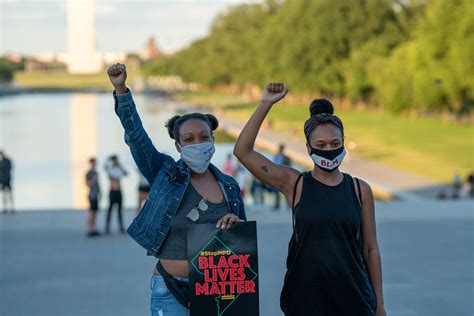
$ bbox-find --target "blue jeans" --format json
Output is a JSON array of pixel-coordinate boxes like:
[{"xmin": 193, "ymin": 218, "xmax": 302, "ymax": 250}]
[{"xmin": 150, "ymin": 275, "xmax": 189, "ymax": 316}]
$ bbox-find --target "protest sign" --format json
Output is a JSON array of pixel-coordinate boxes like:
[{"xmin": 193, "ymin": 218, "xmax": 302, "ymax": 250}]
[{"xmin": 187, "ymin": 221, "xmax": 259, "ymax": 316}]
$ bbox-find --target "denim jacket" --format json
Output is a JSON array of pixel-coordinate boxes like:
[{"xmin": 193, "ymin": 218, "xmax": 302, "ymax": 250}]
[{"xmin": 114, "ymin": 90, "xmax": 246, "ymax": 256}]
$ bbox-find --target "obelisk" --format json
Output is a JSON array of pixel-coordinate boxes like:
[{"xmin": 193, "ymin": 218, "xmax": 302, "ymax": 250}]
[{"xmin": 67, "ymin": 0, "xmax": 102, "ymax": 73}]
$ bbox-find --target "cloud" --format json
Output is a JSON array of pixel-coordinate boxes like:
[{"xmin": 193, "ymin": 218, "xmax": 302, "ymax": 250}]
[
  {"xmin": 0, "ymin": 1, "xmax": 65, "ymax": 20},
  {"xmin": 1, "ymin": 0, "xmax": 263, "ymax": 55},
  {"xmin": 95, "ymin": 3, "xmax": 119, "ymax": 16},
  {"xmin": 145, "ymin": 3, "xmax": 230, "ymax": 22}
]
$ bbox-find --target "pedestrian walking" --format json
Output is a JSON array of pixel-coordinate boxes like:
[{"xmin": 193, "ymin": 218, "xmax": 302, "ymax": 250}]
[
  {"xmin": 273, "ymin": 144, "xmax": 291, "ymax": 210},
  {"xmin": 0, "ymin": 150, "xmax": 14, "ymax": 213},
  {"xmin": 104, "ymin": 154, "xmax": 128, "ymax": 234},
  {"xmin": 85, "ymin": 157, "xmax": 101, "ymax": 236}
]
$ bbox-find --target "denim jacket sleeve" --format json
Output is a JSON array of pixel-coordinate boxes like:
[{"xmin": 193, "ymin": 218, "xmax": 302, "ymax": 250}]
[
  {"xmin": 113, "ymin": 89, "xmax": 170, "ymax": 184},
  {"xmin": 238, "ymin": 193, "xmax": 247, "ymax": 221}
]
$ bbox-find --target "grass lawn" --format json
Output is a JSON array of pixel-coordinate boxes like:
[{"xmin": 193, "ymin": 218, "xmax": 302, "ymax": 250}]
[{"xmin": 176, "ymin": 90, "xmax": 473, "ymax": 183}]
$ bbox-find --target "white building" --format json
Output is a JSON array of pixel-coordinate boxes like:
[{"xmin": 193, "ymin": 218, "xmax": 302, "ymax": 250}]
[{"xmin": 67, "ymin": 0, "xmax": 102, "ymax": 73}]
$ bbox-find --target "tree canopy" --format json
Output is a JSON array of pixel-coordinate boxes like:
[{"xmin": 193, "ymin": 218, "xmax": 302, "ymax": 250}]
[{"xmin": 144, "ymin": 0, "xmax": 473, "ymax": 114}]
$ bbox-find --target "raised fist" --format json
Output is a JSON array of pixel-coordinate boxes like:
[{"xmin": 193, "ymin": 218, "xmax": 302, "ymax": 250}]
[
  {"xmin": 261, "ymin": 82, "xmax": 288, "ymax": 105},
  {"xmin": 107, "ymin": 63, "xmax": 127, "ymax": 89}
]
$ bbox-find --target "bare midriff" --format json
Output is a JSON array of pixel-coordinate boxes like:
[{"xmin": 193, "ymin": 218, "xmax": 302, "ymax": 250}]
[
  {"xmin": 153, "ymin": 259, "xmax": 189, "ymax": 278},
  {"xmin": 110, "ymin": 178, "xmax": 121, "ymax": 191}
]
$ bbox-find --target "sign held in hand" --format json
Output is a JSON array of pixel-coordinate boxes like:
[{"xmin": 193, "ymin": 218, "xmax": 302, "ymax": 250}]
[{"xmin": 187, "ymin": 221, "xmax": 259, "ymax": 316}]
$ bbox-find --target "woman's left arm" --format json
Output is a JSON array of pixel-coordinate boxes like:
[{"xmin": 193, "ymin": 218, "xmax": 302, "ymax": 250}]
[{"xmin": 360, "ymin": 180, "xmax": 386, "ymax": 316}]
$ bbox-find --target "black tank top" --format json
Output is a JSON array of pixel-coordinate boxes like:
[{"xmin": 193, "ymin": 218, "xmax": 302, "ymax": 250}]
[{"xmin": 281, "ymin": 172, "xmax": 377, "ymax": 316}]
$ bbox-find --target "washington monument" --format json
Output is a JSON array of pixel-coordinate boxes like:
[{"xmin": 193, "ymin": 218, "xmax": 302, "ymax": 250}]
[{"xmin": 67, "ymin": 0, "xmax": 102, "ymax": 73}]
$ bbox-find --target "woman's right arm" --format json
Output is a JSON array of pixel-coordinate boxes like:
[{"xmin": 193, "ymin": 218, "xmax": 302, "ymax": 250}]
[
  {"xmin": 108, "ymin": 63, "xmax": 170, "ymax": 184},
  {"xmin": 233, "ymin": 83, "xmax": 300, "ymax": 201}
]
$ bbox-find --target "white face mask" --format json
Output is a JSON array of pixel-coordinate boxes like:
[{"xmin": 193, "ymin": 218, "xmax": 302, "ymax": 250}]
[
  {"xmin": 179, "ymin": 142, "xmax": 215, "ymax": 173},
  {"xmin": 309, "ymin": 146, "xmax": 346, "ymax": 172}
]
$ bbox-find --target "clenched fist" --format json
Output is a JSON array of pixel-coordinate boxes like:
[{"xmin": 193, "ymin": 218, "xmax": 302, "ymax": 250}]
[
  {"xmin": 107, "ymin": 63, "xmax": 127, "ymax": 94},
  {"xmin": 261, "ymin": 82, "xmax": 288, "ymax": 106}
]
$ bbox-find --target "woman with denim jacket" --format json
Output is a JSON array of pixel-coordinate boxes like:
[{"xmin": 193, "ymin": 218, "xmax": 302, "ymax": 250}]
[{"xmin": 107, "ymin": 64, "xmax": 247, "ymax": 316}]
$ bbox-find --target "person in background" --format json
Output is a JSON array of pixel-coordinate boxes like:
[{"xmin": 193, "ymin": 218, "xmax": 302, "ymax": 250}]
[
  {"xmin": 452, "ymin": 172, "xmax": 462, "ymax": 199},
  {"xmin": 104, "ymin": 155, "xmax": 128, "ymax": 234},
  {"xmin": 467, "ymin": 172, "xmax": 474, "ymax": 198},
  {"xmin": 85, "ymin": 158, "xmax": 101, "ymax": 237},
  {"xmin": 0, "ymin": 150, "xmax": 14, "ymax": 214},
  {"xmin": 250, "ymin": 176, "xmax": 265, "ymax": 205},
  {"xmin": 234, "ymin": 162, "xmax": 249, "ymax": 199},
  {"xmin": 273, "ymin": 144, "xmax": 291, "ymax": 210},
  {"xmin": 137, "ymin": 172, "xmax": 150, "ymax": 215},
  {"xmin": 222, "ymin": 153, "xmax": 236, "ymax": 176}
]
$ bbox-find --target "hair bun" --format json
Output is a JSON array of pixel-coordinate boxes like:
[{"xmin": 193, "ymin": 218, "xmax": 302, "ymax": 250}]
[
  {"xmin": 206, "ymin": 114, "xmax": 219, "ymax": 131},
  {"xmin": 309, "ymin": 99, "xmax": 334, "ymax": 116},
  {"xmin": 165, "ymin": 115, "xmax": 181, "ymax": 139}
]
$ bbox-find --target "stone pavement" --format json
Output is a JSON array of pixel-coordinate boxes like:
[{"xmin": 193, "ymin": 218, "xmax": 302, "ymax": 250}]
[{"xmin": 1, "ymin": 200, "xmax": 473, "ymax": 316}]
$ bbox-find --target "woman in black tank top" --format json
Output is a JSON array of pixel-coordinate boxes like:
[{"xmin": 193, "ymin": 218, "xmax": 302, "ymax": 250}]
[{"xmin": 234, "ymin": 83, "xmax": 386, "ymax": 316}]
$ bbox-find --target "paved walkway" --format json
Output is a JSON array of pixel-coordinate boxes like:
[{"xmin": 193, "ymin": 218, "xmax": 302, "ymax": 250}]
[{"xmin": 1, "ymin": 201, "xmax": 472, "ymax": 316}]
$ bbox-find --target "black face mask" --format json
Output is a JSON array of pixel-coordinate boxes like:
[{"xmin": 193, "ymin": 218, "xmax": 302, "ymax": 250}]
[{"xmin": 309, "ymin": 146, "xmax": 346, "ymax": 172}]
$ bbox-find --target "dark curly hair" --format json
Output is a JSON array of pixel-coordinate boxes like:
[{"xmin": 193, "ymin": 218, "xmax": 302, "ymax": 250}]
[
  {"xmin": 304, "ymin": 99, "xmax": 344, "ymax": 140},
  {"xmin": 165, "ymin": 113, "xmax": 219, "ymax": 143}
]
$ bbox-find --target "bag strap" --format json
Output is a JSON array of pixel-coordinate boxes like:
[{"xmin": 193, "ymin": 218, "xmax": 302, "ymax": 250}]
[
  {"xmin": 156, "ymin": 260, "xmax": 190, "ymax": 308},
  {"xmin": 355, "ymin": 177, "xmax": 362, "ymax": 207},
  {"xmin": 354, "ymin": 177, "xmax": 364, "ymax": 241},
  {"xmin": 292, "ymin": 173, "xmax": 304, "ymax": 233},
  {"xmin": 292, "ymin": 173, "xmax": 304, "ymax": 209}
]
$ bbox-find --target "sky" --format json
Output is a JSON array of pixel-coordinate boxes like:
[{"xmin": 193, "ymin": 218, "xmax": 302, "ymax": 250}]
[{"xmin": 0, "ymin": 0, "xmax": 261, "ymax": 56}]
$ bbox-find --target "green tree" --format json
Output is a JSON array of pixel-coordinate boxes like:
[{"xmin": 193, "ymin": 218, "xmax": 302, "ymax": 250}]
[
  {"xmin": 0, "ymin": 57, "xmax": 23, "ymax": 83},
  {"xmin": 142, "ymin": 0, "xmax": 472, "ymax": 114},
  {"xmin": 371, "ymin": 0, "xmax": 473, "ymax": 113},
  {"xmin": 258, "ymin": 0, "xmax": 410, "ymax": 95}
]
